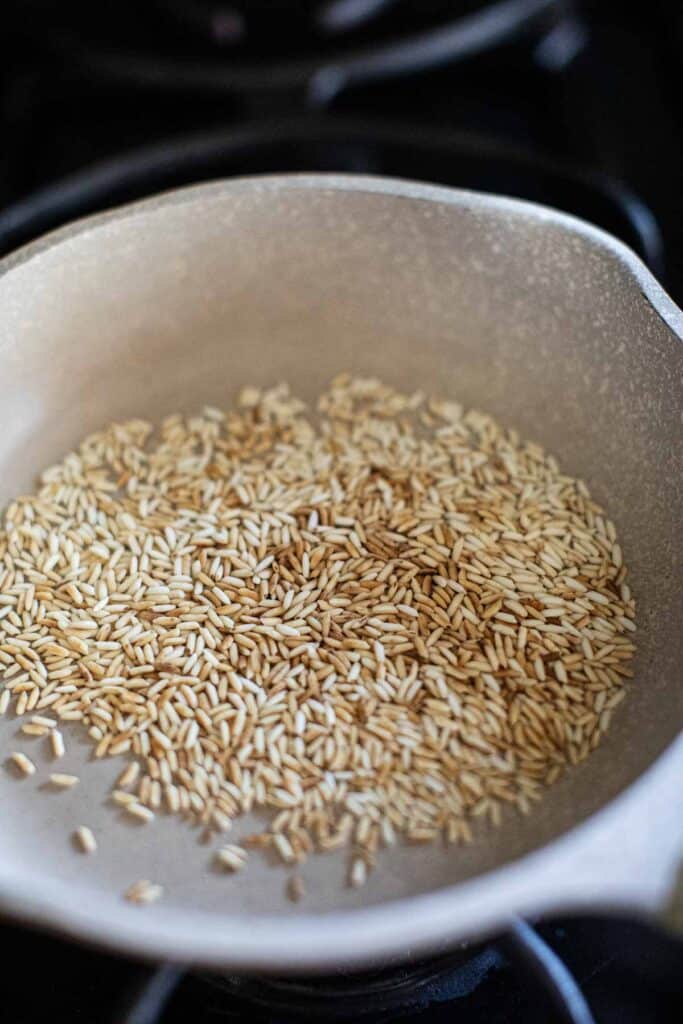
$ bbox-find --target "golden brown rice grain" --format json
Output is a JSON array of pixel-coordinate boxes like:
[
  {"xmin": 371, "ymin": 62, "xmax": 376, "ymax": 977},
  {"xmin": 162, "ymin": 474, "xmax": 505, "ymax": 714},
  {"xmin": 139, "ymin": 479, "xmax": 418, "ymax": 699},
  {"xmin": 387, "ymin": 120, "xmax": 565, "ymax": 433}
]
[
  {"xmin": 117, "ymin": 761, "xmax": 140, "ymax": 789},
  {"xmin": 31, "ymin": 716, "xmax": 57, "ymax": 729},
  {"xmin": 123, "ymin": 803, "xmax": 155, "ymax": 823},
  {"xmin": 287, "ymin": 875, "xmax": 306, "ymax": 902},
  {"xmin": 215, "ymin": 844, "xmax": 248, "ymax": 872},
  {"xmin": 125, "ymin": 880, "xmax": 163, "ymax": 905},
  {"xmin": 50, "ymin": 729, "xmax": 66, "ymax": 759},
  {"xmin": 350, "ymin": 857, "xmax": 368, "ymax": 889},
  {"xmin": 10, "ymin": 751, "xmax": 36, "ymax": 776},
  {"xmin": 21, "ymin": 723, "xmax": 48, "ymax": 737},
  {"xmin": 74, "ymin": 825, "xmax": 97, "ymax": 854},
  {"xmin": 50, "ymin": 772, "xmax": 79, "ymax": 788}
]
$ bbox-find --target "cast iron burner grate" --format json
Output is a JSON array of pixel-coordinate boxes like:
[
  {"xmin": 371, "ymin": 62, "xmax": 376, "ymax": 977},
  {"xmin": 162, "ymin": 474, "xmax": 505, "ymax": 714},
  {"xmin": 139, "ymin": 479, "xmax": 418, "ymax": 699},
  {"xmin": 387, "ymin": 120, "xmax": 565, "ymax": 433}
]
[
  {"xmin": 0, "ymin": 118, "xmax": 665, "ymax": 284},
  {"xmin": 119, "ymin": 920, "xmax": 595, "ymax": 1024},
  {"xmin": 3, "ymin": 913, "xmax": 680, "ymax": 1022},
  {"xmin": 212, "ymin": 946, "xmax": 505, "ymax": 1019},
  {"xmin": 11, "ymin": 0, "xmax": 564, "ymax": 89}
]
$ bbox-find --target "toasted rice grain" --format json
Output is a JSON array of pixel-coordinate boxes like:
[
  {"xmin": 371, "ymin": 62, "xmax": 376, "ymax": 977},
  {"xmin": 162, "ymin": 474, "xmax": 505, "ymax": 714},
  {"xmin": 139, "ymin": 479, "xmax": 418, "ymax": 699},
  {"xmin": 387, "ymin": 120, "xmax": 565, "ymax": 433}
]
[
  {"xmin": 117, "ymin": 761, "xmax": 140, "ymax": 789},
  {"xmin": 50, "ymin": 772, "xmax": 79, "ymax": 788},
  {"xmin": 350, "ymin": 857, "xmax": 368, "ymax": 889},
  {"xmin": 287, "ymin": 875, "xmax": 306, "ymax": 902},
  {"xmin": 50, "ymin": 729, "xmax": 65, "ymax": 759},
  {"xmin": 74, "ymin": 825, "xmax": 97, "ymax": 854},
  {"xmin": 123, "ymin": 803, "xmax": 155, "ymax": 823},
  {"xmin": 215, "ymin": 844, "xmax": 248, "ymax": 872},
  {"xmin": 125, "ymin": 880, "xmax": 163, "ymax": 905},
  {"xmin": 10, "ymin": 752, "xmax": 35, "ymax": 776}
]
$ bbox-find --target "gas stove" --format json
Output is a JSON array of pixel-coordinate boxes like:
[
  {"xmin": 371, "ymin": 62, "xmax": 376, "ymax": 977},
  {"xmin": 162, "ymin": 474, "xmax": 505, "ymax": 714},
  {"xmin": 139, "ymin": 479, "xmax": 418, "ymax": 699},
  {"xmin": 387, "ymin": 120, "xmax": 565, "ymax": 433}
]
[{"xmin": 1, "ymin": 2, "xmax": 682, "ymax": 1021}]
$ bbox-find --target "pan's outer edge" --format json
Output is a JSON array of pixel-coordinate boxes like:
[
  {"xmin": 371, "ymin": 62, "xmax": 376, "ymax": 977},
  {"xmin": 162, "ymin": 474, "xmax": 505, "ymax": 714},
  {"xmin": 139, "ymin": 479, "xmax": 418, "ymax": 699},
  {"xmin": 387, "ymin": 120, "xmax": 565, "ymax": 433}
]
[
  {"xmin": 0, "ymin": 174, "xmax": 681, "ymax": 970},
  {"xmin": 2, "ymin": 172, "xmax": 683, "ymax": 342},
  {"xmin": 0, "ymin": 738, "xmax": 679, "ymax": 970}
]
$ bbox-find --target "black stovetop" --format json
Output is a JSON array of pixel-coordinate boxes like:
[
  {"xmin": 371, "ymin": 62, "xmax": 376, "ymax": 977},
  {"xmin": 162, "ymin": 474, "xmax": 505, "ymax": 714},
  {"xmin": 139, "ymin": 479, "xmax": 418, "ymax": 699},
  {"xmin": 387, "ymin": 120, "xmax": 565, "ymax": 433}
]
[
  {"xmin": 3, "ymin": 914, "xmax": 682, "ymax": 1023},
  {"xmin": 1, "ymin": 3, "xmax": 682, "ymax": 1021},
  {"xmin": 2, "ymin": 0, "xmax": 683, "ymax": 302}
]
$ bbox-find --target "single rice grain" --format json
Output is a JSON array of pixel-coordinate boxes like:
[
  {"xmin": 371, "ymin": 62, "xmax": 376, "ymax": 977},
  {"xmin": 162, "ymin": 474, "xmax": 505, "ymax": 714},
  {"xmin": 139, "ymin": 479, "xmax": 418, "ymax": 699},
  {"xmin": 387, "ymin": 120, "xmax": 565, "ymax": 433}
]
[{"xmin": 74, "ymin": 826, "xmax": 97, "ymax": 854}]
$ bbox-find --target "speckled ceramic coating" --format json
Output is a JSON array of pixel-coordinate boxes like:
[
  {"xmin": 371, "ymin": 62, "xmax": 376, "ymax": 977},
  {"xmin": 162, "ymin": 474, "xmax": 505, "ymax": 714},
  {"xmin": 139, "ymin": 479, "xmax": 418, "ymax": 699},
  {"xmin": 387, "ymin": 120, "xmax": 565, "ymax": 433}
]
[{"xmin": 0, "ymin": 175, "xmax": 681, "ymax": 970}]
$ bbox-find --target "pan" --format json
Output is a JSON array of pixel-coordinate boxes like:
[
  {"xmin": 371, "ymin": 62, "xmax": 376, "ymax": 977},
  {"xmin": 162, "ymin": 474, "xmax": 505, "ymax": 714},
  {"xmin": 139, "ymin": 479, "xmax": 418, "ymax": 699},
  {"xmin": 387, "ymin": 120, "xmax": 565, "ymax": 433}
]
[{"xmin": 0, "ymin": 174, "xmax": 681, "ymax": 971}]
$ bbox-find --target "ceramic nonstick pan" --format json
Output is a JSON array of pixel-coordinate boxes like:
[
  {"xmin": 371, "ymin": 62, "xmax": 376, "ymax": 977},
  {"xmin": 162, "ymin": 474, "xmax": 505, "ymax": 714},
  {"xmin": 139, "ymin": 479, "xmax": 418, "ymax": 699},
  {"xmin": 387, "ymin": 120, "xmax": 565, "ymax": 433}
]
[{"xmin": 0, "ymin": 175, "xmax": 681, "ymax": 971}]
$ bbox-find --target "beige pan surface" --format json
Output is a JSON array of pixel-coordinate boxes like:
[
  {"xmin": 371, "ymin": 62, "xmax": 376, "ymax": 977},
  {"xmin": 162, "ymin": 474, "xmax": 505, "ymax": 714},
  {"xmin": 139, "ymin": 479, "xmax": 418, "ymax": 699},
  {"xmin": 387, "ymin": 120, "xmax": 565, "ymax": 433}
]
[{"xmin": 0, "ymin": 175, "xmax": 681, "ymax": 969}]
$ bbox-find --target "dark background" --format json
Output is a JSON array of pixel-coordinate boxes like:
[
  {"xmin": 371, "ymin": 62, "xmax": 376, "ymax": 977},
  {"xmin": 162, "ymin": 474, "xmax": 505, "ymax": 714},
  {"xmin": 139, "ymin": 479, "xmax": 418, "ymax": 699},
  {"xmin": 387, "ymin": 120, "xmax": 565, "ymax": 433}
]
[{"xmin": 2, "ymin": 1, "xmax": 683, "ymax": 299}]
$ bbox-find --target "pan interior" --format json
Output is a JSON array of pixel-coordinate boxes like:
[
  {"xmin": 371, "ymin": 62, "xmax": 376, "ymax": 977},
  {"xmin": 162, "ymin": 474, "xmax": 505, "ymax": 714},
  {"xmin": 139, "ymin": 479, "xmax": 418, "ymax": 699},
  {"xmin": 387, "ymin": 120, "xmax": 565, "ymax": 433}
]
[{"xmin": 0, "ymin": 180, "xmax": 681, "ymax": 917}]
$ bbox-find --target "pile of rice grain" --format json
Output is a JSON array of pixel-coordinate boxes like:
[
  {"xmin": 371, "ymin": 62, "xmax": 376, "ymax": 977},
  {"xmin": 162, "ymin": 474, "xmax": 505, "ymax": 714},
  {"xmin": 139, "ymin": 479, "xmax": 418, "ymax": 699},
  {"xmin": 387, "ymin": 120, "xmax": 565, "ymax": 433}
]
[{"xmin": 0, "ymin": 375, "xmax": 635, "ymax": 886}]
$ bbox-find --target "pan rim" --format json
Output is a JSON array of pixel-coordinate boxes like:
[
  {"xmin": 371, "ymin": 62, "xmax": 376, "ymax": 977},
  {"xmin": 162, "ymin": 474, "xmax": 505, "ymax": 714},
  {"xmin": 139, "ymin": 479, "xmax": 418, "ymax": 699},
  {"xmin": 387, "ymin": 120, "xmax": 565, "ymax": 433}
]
[
  {"xmin": 1, "ymin": 171, "xmax": 682, "ymax": 341},
  {"xmin": 0, "ymin": 173, "xmax": 681, "ymax": 969}
]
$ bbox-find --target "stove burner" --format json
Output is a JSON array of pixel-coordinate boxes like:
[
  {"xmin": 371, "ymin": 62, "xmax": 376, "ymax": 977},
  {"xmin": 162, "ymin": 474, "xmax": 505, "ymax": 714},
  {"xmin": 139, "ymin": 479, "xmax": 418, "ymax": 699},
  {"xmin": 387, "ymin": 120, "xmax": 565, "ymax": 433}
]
[
  {"xmin": 151, "ymin": 0, "xmax": 403, "ymax": 44},
  {"xmin": 0, "ymin": 118, "xmax": 665, "ymax": 285},
  {"xmin": 13, "ymin": 0, "xmax": 564, "ymax": 100},
  {"xmin": 213, "ymin": 945, "xmax": 501, "ymax": 1018},
  {"xmin": 116, "ymin": 921, "xmax": 600, "ymax": 1023}
]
